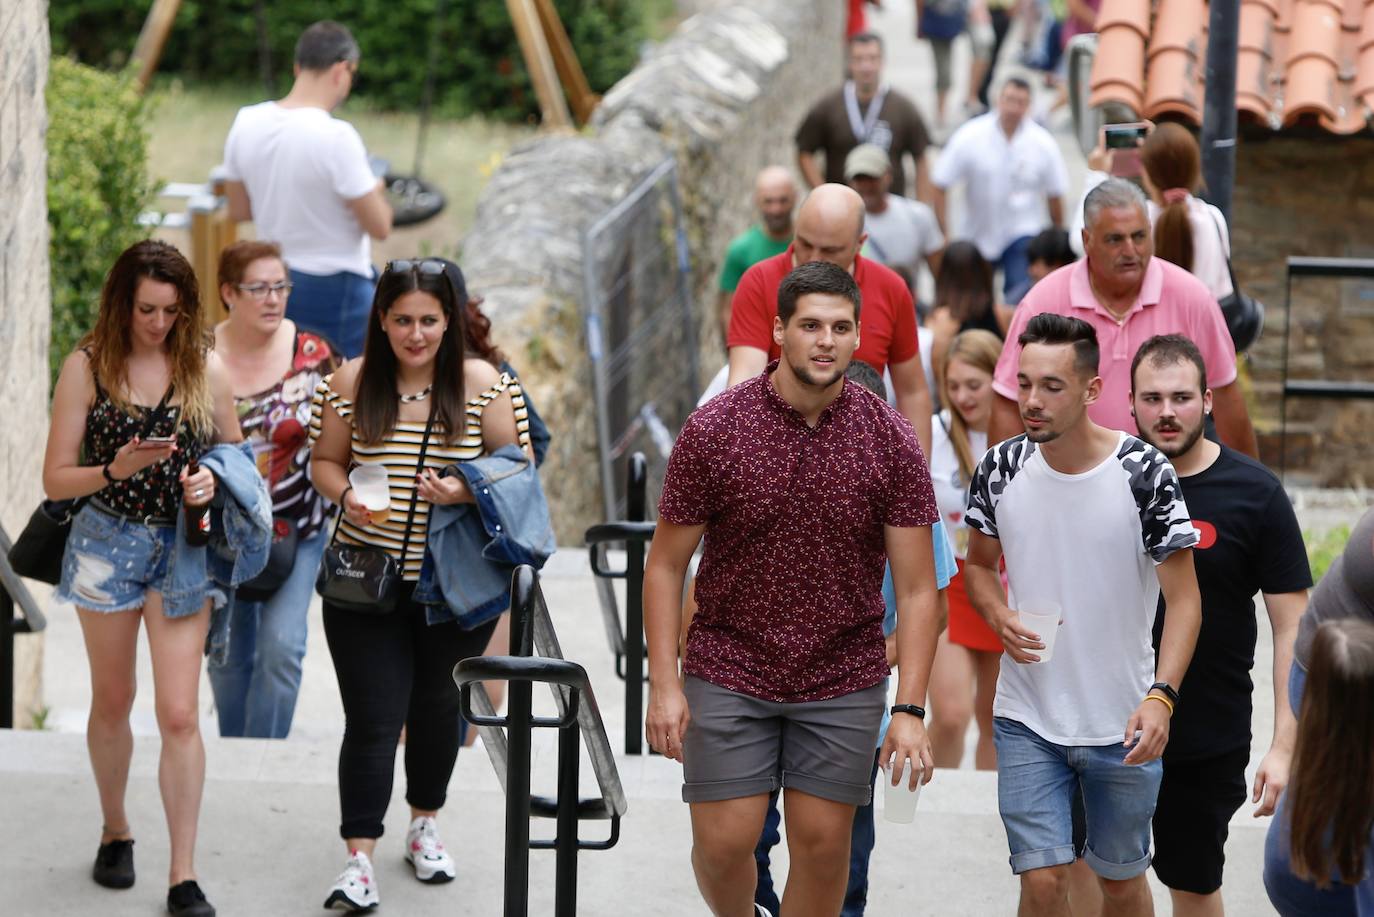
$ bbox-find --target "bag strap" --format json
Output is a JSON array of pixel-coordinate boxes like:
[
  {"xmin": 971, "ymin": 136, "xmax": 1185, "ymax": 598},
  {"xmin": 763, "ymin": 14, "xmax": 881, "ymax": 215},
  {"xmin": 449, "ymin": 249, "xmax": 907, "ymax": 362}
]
[
  {"xmin": 395, "ymin": 400, "xmax": 438, "ymax": 568},
  {"xmin": 1206, "ymin": 206, "xmax": 1241, "ymax": 294}
]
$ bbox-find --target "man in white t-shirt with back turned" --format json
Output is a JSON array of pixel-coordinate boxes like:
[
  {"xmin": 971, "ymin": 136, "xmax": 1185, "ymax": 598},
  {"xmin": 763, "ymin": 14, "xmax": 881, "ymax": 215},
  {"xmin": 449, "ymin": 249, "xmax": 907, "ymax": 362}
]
[
  {"xmin": 222, "ymin": 20, "xmax": 392, "ymax": 357},
  {"xmin": 963, "ymin": 313, "xmax": 1202, "ymax": 917}
]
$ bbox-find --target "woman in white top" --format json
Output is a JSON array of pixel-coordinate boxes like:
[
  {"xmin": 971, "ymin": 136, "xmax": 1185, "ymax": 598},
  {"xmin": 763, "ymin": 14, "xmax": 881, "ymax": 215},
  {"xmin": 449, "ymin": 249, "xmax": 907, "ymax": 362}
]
[
  {"xmin": 1073, "ymin": 122, "xmax": 1232, "ymax": 301},
  {"xmin": 925, "ymin": 329, "xmax": 1005, "ymax": 770}
]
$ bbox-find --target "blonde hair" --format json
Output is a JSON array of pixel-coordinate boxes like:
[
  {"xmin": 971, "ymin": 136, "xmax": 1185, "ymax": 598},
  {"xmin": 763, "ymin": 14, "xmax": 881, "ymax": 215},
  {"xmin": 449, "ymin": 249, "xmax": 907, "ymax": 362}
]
[{"xmin": 936, "ymin": 329, "xmax": 1003, "ymax": 481}]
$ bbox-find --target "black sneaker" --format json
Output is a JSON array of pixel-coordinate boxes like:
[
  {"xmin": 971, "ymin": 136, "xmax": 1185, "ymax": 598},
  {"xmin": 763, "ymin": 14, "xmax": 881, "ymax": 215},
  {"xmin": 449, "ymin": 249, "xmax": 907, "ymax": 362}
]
[
  {"xmin": 167, "ymin": 880, "xmax": 216, "ymax": 916},
  {"xmin": 92, "ymin": 838, "xmax": 135, "ymax": 889}
]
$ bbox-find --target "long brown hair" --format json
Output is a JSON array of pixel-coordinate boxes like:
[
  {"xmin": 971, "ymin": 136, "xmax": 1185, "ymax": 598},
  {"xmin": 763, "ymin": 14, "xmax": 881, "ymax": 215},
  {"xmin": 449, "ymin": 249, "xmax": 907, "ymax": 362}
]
[
  {"xmin": 79, "ymin": 239, "xmax": 215, "ymax": 437},
  {"xmin": 1287, "ymin": 618, "xmax": 1374, "ymax": 886},
  {"xmin": 936, "ymin": 329, "xmax": 1003, "ymax": 482},
  {"xmin": 354, "ymin": 261, "xmax": 469, "ymax": 446},
  {"xmin": 935, "ymin": 241, "xmax": 995, "ymax": 326},
  {"xmin": 1142, "ymin": 123, "xmax": 1202, "ymax": 272}
]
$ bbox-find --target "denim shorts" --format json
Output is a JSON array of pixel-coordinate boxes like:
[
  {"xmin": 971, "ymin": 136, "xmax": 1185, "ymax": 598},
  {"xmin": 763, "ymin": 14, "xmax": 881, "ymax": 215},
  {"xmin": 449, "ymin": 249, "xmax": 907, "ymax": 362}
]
[
  {"xmin": 55, "ymin": 504, "xmax": 177, "ymax": 613},
  {"xmin": 681, "ymin": 676, "xmax": 885, "ymax": 806},
  {"xmin": 993, "ymin": 717, "xmax": 1162, "ymax": 879}
]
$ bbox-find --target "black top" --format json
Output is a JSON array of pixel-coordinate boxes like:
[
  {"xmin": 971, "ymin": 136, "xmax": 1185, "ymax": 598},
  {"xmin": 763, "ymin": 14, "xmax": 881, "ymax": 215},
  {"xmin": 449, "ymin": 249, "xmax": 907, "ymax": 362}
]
[
  {"xmin": 1152, "ymin": 446, "xmax": 1312, "ymax": 761},
  {"xmin": 794, "ymin": 86, "xmax": 931, "ymax": 198}
]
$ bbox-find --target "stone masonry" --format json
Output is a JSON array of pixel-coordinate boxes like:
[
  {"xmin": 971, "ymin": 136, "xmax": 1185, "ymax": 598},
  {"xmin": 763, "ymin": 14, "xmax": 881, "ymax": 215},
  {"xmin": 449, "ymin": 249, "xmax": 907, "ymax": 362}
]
[
  {"xmin": 0, "ymin": 0, "xmax": 52, "ymax": 726},
  {"xmin": 1232, "ymin": 134, "xmax": 1374, "ymax": 487},
  {"xmin": 461, "ymin": 2, "xmax": 844, "ymax": 541}
]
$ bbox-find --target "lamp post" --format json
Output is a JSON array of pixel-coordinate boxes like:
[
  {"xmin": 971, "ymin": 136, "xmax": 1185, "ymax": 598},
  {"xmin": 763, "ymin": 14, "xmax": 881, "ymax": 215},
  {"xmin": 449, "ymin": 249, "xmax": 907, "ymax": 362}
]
[{"xmin": 1200, "ymin": 0, "xmax": 1241, "ymax": 223}]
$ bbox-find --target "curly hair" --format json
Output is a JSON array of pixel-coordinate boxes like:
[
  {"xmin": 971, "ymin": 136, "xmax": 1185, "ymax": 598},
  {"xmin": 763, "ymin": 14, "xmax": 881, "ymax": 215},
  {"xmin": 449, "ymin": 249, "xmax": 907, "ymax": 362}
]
[{"xmin": 80, "ymin": 240, "xmax": 215, "ymax": 437}]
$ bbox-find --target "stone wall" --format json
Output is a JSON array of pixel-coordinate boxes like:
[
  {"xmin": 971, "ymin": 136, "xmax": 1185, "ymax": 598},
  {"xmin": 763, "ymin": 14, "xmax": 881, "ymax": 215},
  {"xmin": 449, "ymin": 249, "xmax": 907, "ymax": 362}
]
[
  {"xmin": 1232, "ymin": 135, "xmax": 1374, "ymax": 487},
  {"xmin": 461, "ymin": 2, "xmax": 844, "ymax": 540},
  {"xmin": 0, "ymin": 0, "xmax": 51, "ymax": 726}
]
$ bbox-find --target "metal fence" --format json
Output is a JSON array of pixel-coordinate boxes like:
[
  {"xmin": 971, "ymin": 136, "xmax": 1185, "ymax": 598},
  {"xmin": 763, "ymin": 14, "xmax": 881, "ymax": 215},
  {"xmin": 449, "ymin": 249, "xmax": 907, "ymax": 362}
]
[{"xmin": 581, "ymin": 157, "xmax": 699, "ymax": 523}]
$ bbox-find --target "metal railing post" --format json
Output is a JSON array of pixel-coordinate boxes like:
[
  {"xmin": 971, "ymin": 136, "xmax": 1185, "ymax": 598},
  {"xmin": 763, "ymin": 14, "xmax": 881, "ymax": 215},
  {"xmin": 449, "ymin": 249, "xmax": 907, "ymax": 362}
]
[
  {"xmin": 623, "ymin": 453, "xmax": 648, "ymax": 754},
  {"xmin": 503, "ymin": 571, "xmax": 536, "ymax": 917},
  {"xmin": 553, "ymin": 711, "xmax": 581, "ymax": 916},
  {"xmin": 1, "ymin": 587, "xmax": 14, "ymax": 729}
]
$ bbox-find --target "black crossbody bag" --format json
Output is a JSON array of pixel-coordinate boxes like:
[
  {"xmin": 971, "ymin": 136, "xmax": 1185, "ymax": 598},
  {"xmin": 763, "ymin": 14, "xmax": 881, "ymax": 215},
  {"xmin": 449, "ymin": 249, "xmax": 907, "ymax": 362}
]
[
  {"xmin": 9, "ymin": 383, "xmax": 174, "ymax": 585},
  {"xmin": 315, "ymin": 403, "xmax": 436, "ymax": 614}
]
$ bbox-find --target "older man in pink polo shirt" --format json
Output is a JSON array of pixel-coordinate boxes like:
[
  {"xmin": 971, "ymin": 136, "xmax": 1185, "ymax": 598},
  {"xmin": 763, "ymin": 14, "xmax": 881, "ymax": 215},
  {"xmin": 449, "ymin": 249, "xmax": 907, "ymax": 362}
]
[{"xmin": 989, "ymin": 178, "xmax": 1258, "ymax": 456}]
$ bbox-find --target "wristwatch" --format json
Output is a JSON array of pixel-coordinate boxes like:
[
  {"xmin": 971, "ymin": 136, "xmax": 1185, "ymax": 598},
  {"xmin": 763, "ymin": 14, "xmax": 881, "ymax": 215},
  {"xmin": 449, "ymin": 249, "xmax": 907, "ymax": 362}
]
[
  {"xmin": 1149, "ymin": 681, "xmax": 1180, "ymax": 705},
  {"xmin": 890, "ymin": 703, "xmax": 926, "ymax": 720}
]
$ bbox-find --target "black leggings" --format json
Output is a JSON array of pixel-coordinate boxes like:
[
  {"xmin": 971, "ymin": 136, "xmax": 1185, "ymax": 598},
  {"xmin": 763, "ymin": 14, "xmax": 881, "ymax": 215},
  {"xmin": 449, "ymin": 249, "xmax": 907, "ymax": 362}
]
[{"xmin": 323, "ymin": 584, "xmax": 498, "ymax": 839}]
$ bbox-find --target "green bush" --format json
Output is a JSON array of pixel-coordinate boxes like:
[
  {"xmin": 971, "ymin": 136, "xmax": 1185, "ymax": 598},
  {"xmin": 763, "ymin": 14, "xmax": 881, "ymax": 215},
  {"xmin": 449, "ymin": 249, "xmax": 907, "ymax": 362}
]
[
  {"xmin": 1305, "ymin": 524, "xmax": 1351, "ymax": 583},
  {"xmin": 46, "ymin": 57, "xmax": 157, "ymax": 379},
  {"xmin": 49, "ymin": 0, "xmax": 653, "ymax": 121}
]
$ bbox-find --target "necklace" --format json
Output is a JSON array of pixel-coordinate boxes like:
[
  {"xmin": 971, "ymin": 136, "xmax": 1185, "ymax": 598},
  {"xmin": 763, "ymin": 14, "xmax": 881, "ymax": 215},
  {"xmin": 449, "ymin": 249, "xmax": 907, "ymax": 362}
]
[{"xmin": 398, "ymin": 385, "xmax": 432, "ymax": 404}]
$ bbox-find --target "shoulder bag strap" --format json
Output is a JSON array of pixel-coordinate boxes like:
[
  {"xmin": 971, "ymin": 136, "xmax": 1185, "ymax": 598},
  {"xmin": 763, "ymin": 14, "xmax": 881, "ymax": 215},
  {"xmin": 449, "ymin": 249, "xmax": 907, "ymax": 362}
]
[
  {"xmin": 395, "ymin": 400, "xmax": 439, "ymax": 568},
  {"xmin": 1206, "ymin": 206, "xmax": 1242, "ymax": 294}
]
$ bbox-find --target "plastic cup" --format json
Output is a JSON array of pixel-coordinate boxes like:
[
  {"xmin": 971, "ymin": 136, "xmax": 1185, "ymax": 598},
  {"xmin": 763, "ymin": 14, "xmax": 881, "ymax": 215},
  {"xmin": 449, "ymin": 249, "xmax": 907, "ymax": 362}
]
[
  {"xmin": 1017, "ymin": 603, "xmax": 1062, "ymax": 664},
  {"xmin": 349, "ymin": 464, "xmax": 392, "ymax": 523},
  {"xmin": 882, "ymin": 757, "xmax": 923, "ymax": 824}
]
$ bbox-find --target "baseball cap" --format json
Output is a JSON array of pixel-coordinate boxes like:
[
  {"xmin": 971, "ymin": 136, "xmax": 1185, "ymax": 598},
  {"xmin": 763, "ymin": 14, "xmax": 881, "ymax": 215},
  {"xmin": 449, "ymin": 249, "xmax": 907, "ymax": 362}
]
[{"xmin": 844, "ymin": 144, "xmax": 891, "ymax": 180}]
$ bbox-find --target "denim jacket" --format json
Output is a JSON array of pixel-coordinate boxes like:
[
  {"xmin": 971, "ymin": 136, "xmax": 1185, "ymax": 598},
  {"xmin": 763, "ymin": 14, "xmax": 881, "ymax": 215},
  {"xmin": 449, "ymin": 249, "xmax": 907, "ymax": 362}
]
[
  {"xmin": 167, "ymin": 443, "xmax": 270, "ymax": 642},
  {"xmin": 413, "ymin": 444, "xmax": 556, "ymax": 628}
]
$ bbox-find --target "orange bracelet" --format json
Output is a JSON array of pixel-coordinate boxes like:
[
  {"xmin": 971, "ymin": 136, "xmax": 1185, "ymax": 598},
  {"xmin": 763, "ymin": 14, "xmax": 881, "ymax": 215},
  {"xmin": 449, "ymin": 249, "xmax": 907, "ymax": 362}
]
[{"xmin": 1143, "ymin": 693, "xmax": 1175, "ymax": 716}]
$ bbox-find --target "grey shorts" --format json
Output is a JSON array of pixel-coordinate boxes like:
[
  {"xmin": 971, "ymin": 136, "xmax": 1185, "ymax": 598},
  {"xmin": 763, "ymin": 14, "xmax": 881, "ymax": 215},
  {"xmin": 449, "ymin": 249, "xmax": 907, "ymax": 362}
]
[{"xmin": 681, "ymin": 676, "xmax": 886, "ymax": 806}]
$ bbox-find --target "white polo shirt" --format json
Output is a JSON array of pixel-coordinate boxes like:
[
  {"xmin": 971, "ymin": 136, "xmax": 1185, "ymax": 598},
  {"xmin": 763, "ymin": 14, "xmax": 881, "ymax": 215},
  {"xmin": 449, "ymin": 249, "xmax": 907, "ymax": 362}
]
[
  {"xmin": 222, "ymin": 102, "xmax": 379, "ymax": 277},
  {"xmin": 931, "ymin": 112, "xmax": 1069, "ymax": 261},
  {"xmin": 965, "ymin": 432, "xmax": 1198, "ymax": 746}
]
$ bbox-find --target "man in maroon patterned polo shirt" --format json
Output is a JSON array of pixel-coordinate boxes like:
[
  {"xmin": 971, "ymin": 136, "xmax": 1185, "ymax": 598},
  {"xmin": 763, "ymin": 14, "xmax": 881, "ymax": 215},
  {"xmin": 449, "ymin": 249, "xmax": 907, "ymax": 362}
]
[{"xmin": 645, "ymin": 261, "xmax": 942, "ymax": 917}]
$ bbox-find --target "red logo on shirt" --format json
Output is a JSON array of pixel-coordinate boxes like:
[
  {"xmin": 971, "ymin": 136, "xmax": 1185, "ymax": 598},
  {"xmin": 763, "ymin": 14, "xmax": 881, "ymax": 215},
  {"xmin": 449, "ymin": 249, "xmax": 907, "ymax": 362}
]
[{"xmin": 1193, "ymin": 520, "xmax": 1217, "ymax": 550}]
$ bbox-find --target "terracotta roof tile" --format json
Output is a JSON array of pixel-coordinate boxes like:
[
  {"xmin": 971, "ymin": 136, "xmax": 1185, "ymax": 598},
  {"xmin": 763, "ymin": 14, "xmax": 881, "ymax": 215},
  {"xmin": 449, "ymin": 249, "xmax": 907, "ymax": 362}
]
[{"xmin": 1089, "ymin": 0, "xmax": 1374, "ymax": 133}]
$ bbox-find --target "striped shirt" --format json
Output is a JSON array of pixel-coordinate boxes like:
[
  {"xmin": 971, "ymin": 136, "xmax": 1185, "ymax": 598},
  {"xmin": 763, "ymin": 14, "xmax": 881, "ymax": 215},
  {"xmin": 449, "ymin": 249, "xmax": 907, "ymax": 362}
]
[{"xmin": 309, "ymin": 372, "xmax": 531, "ymax": 579}]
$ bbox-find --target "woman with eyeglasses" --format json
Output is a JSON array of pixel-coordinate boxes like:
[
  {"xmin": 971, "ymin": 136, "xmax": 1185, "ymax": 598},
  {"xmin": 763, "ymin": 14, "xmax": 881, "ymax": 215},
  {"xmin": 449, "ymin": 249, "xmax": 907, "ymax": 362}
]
[
  {"xmin": 42, "ymin": 239, "xmax": 243, "ymax": 917},
  {"xmin": 309, "ymin": 258, "xmax": 531, "ymax": 910},
  {"xmin": 207, "ymin": 240, "xmax": 341, "ymax": 739}
]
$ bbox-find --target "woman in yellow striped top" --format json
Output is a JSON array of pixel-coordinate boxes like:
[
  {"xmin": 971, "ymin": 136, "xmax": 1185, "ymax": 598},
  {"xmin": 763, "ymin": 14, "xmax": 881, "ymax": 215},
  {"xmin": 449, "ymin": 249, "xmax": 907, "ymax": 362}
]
[{"xmin": 308, "ymin": 258, "xmax": 530, "ymax": 909}]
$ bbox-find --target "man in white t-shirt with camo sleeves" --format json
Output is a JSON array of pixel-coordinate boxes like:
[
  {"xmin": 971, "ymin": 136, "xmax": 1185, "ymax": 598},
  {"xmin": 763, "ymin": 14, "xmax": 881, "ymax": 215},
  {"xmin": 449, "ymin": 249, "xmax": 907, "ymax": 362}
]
[
  {"xmin": 222, "ymin": 20, "xmax": 392, "ymax": 358},
  {"xmin": 961, "ymin": 313, "xmax": 1202, "ymax": 917}
]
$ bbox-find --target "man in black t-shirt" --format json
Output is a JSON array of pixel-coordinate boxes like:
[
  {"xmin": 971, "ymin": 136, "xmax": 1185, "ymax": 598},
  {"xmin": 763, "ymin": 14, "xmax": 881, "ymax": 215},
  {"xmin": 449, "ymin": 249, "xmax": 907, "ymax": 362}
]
[
  {"xmin": 1130, "ymin": 334, "xmax": 1311, "ymax": 917},
  {"xmin": 795, "ymin": 32, "xmax": 932, "ymax": 200}
]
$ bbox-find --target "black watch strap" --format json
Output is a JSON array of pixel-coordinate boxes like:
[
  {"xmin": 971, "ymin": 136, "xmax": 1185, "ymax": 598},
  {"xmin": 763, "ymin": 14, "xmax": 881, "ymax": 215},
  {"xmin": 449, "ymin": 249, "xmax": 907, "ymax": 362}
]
[
  {"xmin": 102, "ymin": 463, "xmax": 120, "ymax": 484},
  {"xmin": 1149, "ymin": 681, "xmax": 1180, "ymax": 705},
  {"xmin": 891, "ymin": 703, "xmax": 926, "ymax": 720}
]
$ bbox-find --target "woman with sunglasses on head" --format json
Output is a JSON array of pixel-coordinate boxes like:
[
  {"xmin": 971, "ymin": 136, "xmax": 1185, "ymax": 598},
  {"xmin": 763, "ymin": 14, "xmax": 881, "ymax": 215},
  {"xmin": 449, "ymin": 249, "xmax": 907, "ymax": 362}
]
[
  {"xmin": 309, "ymin": 258, "xmax": 532, "ymax": 911},
  {"xmin": 207, "ymin": 240, "xmax": 341, "ymax": 739},
  {"xmin": 42, "ymin": 239, "xmax": 243, "ymax": 917}
]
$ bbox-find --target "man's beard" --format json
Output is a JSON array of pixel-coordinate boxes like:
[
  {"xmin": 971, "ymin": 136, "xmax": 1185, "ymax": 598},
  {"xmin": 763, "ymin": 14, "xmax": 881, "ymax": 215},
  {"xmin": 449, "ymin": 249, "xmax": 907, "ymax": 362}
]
[
  {"xmin": 1143, "ymin": 418, "xmax": 1206, "ymax": 458},
  {"xmin": 789, "ymin": 357, "xmax": 844, "ymax": 390}
]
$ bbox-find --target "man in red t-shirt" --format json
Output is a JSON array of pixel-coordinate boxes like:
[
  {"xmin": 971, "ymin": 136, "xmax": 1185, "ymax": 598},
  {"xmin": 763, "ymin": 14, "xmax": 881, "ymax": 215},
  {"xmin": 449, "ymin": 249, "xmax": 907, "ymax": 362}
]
[{"xmin": 727, "ymin": 183, "xmax": 934, "ymax": 452}]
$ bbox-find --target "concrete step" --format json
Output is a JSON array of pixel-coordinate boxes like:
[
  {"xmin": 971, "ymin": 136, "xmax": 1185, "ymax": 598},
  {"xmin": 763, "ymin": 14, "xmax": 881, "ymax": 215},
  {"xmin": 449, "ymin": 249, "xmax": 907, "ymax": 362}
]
[{"xmin": 2, "ymin": 727, "xmax": 1278, "ymax": 916}]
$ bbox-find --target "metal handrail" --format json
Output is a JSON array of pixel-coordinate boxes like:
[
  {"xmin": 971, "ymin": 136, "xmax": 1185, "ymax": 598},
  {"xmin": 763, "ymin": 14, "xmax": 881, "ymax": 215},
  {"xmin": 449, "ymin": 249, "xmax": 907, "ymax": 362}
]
[
  {"xmin": 1278, "ymin": 257, "xmax": 1374, "ymax": 480},
  {"xmin": 453, "ymin": 565, "xmax": 626, "ymax": 917},
  {"xmin": 584, "ymin": 452, "xmax": 653, "ymax": 754},
  {"xmin": 0, "ymin": 522, "xmax": 49, "ymax": 729}
]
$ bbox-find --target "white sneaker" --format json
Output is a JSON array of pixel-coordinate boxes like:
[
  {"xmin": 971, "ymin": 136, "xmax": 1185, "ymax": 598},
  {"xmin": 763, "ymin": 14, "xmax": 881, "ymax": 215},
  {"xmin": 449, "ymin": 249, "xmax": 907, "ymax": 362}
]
[
  {"xmin": 324, "ymin": 850, "xmax": 379, "ymax": 911},
  {"xmin": 405, "ymin": 816, "xmax": 456, "ymax": 883},
  {"xmin": 755, "ymin": 906, "xmax": 774, "ymax": 917}
]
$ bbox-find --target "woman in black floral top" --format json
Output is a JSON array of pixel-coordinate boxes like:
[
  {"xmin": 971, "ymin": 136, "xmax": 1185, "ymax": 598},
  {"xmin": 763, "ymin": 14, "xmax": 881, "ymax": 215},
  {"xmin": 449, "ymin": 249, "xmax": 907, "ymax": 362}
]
[
  {"xmin": 208, "ymin": 241, "xmax": 340, "ymax": 740},
  {"xmin": 42, "ymin": 240, "xmax": 242, "ymax": 917}
]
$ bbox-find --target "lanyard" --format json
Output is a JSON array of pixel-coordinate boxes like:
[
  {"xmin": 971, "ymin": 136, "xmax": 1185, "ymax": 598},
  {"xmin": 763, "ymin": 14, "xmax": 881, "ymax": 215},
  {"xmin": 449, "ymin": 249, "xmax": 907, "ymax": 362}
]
[{"xmin": 843, "ymin": 80, "xmax": 889, "ymax": 143}]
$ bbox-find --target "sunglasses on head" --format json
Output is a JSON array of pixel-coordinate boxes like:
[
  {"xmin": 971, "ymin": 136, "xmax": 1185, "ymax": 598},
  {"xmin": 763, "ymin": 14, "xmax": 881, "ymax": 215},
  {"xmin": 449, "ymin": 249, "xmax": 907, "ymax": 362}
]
[{"xmin": 385, "ymin": 259, "xmax": 447, "ymax": 276}]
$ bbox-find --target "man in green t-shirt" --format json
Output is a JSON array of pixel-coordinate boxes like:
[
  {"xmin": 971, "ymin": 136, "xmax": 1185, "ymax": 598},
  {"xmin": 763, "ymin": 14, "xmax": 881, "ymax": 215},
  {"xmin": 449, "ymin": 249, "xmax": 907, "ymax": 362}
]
[{"xmin": 716, "ymin": 165, "xmax": 797, "ymax": 343}]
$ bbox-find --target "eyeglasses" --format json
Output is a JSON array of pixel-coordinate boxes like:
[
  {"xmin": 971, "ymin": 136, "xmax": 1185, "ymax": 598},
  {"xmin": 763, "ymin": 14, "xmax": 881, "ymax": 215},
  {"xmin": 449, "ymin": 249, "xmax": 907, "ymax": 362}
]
[
  {"xmin": 386, "ymin": 259, "xmax": 447, "ymax": 276},
  {"xmin": 235, "ymin": 281, "xmax": 293, "ymax": 300}
]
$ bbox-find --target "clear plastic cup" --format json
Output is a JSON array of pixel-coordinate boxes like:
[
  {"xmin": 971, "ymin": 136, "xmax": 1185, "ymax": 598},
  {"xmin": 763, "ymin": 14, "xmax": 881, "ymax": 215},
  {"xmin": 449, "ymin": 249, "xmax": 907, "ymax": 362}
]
[
  {"xmin": 1017, "ymin": 603, "xmax": 1062, "ymax": 664},
  {"xmin": 349, "ymin": 464, "xmax": 392, "ymax": 523},
  {"xmin": 882, "ymin": 757, "xmax": 923, "ymax": 824}
]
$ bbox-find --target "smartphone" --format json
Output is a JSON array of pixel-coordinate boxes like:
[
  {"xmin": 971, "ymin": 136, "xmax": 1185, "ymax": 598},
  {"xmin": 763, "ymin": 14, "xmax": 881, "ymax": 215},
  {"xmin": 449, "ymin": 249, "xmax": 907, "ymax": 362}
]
[
  {"xmin": 1104, "ymin": 122, "xmax": 1148, "ymax": 178},
  {"xmin": 136, "ymin": 435, "xmax": 176, "ymax": 450}
]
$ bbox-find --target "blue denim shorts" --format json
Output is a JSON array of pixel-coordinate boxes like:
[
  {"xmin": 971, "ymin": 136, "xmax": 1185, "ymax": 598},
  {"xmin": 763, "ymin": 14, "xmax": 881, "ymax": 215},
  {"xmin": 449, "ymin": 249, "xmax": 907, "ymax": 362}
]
[
  {"xmin": 55, "ymin": 504, "xmax": 177, "ymax": 613},
  {"xmin": 993, "ymin": 717, "xmax": 1162, "ymax": 879}
]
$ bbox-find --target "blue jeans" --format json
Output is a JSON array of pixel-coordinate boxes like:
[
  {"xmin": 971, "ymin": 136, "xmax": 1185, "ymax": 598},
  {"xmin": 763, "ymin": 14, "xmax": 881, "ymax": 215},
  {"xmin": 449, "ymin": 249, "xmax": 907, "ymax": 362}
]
[
  {"xmin": 287, "ymin": 268, "xmax": 376, "ymax": 358},
  {"xmin": 993, "ymin": 717, "xmax": 1161, "ymax": 878},
  {"xmin": 208, "ymin": 531, "xmax": 326, "ymax": 738},
  {"xmin": 1262, "ymin": 659, "xmax": 1373, "ymax": 915},
  {"xmin": 997, "ymin": 235, "xmax": 1034, "ymax": 300},
  {"xmin": 754, "ymin": 754, "xmax": 881, "ymax": 916}
]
